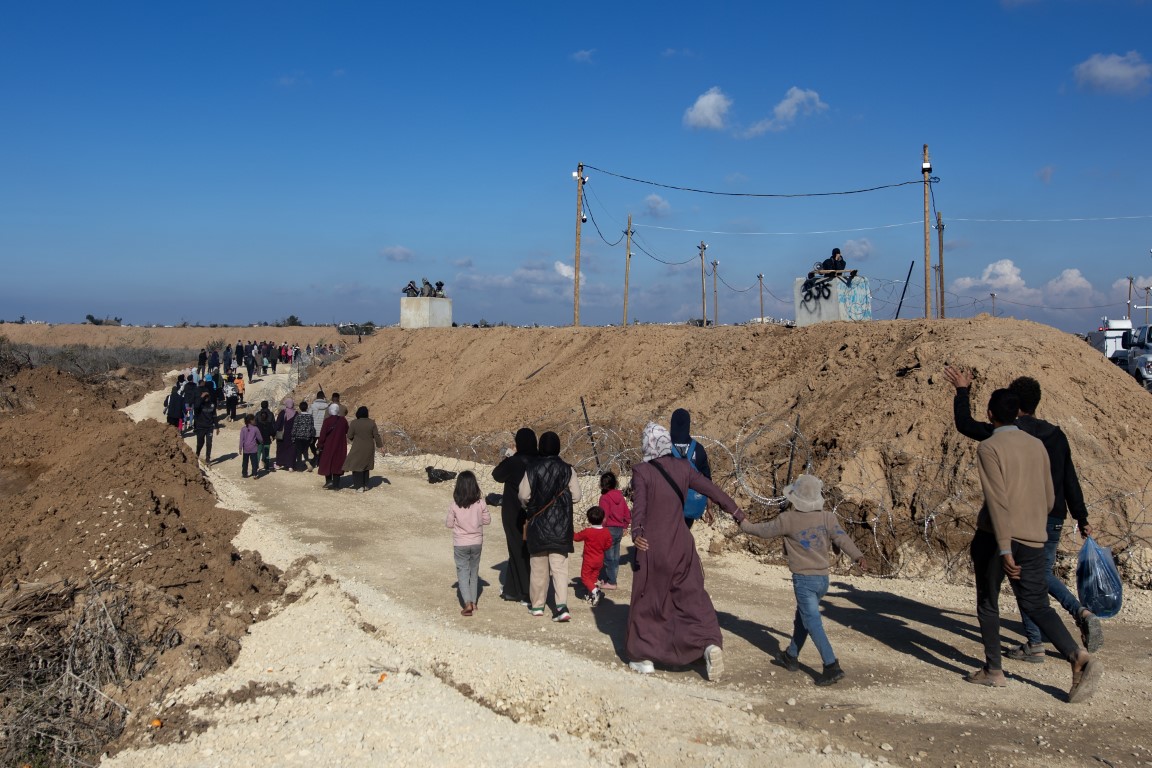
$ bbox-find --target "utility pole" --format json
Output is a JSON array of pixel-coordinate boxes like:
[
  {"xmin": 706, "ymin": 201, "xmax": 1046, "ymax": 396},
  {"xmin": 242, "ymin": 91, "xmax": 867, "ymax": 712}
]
[
  {"xmin": 990, "ymin": 292, "xmax": 997, "ymax": 317},
  {"xmin": 573, "ymin": 163, "xmax": 586, "ymax": 327},
  {"xmin": 757, "ymin": 273, "xmax": 765, "ymax": 324},
  {"xmin": 1145, "ymin": 286, "xmax": 1151, "ymax": 325},
  {"xmin": 922, "ymin": 145, "xmax": 932, "ymax": 319},
  {"xmin": 711, "ymin": 260, "xmax": 719, "ymax": 327},
  {"xmin": 1127, "ymin": 275, "xmax": 1134, "ymax": 320},
  {"xmin": 623, "ymin": 214, "xmax": 633, "ymax": 326},
  {"xmin": 698, "ymin": 241, "xmax": 708, "ymax": 327},
  {"xmin": 936, "ymin": 211, "xmax": 945, "ymax": 319}
]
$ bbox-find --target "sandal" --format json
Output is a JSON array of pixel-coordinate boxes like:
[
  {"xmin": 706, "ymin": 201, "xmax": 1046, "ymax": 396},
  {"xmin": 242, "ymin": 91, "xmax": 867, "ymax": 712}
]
[
  {"xmin": 1069, "ymin": 657, "xmax": 1103, "ymax": 703},
  {"xmin": 460, "ymin": 604, "xmax": 474, "ymax": 617},
  {"xmin": 1004, "ymin": 643, "xmax": 1045, "ymax": 663},
  {"xmin": 964, "ymin": 667, "xmax": 1007, "ymax": 687}
]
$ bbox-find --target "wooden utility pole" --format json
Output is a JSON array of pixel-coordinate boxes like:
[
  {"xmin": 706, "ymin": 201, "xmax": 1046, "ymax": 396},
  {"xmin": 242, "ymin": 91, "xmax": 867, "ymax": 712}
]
[
  {"xmin": 757, "ymin": 273, "xmax": 765, "ymax": 324},
  {"xmin": 573, "ymin": 163, "xmax": 585, "ymax": 327},
  {"xmin": 711, "ymin": 260, "xmax": 719, "ymax": 327},
  {"xmin": 698, "ymin": 241, "xmax": 708, "ymax": 327},
  {"xmin": 623, "ymin": 214, "xmax": 632, "ymax": 326},
  {"xmin": 990, "ymin": 292, "xmax": 997, "ymax": 317},
  {"xmin": 936, "ymin": 211, "xmax": 945, "ymax": 319},
  {"xmin": 922, "ymin": 145, "xmax": 932, "ymax": 319},
  {"xmin": 1145, "ymin": 286, "xmax": 1150, "ymax": 325},
  {"xmin": 1127, "ymin": 275, "xmax": 1134, "ymax": 320}
]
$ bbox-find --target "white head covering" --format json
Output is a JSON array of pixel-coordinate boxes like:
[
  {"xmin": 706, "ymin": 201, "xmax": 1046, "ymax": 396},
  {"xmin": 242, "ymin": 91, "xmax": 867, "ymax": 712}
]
[
  {"xmin": 641, "ymin": 422, "xmax": 672, "ymax": 462},
  {"xmin": 328, "ymin": 402, "xmax": 341, "ymax": 416},
  {"xmin": 783, "ymin": 474, "xmax": 825, "ymax": 512}
]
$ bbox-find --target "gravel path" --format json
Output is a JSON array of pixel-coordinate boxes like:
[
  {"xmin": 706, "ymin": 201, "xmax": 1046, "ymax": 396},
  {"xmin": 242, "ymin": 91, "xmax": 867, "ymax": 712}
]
[{"xmin": 108, "ymin": 373, "xmax": 1152, "ymax": 767}]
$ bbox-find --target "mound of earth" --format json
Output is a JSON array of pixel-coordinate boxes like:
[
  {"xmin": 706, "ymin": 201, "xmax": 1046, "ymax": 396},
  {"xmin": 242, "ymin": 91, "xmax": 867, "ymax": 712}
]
[
  {"xmin": 0, "ymin": 366, "xmax": 281, "ymax": 765},
  {"xmin": 292, "ymin": 317, "xmax": 1152, "ymax": 584}
]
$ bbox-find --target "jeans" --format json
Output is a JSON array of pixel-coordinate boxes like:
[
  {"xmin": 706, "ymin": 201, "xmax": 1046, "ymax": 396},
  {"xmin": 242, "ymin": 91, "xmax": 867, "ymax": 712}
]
[
  {"xmin": 453, "ymin": 544, "xmax": 483, "ymax": 604},
  {"xmin": 242, "ymin": 453, "xmax": 259, "ymax": 477},
  {"xmin": 970, "ymin": 530, "xmax": 1080, "ymax": 670},
  {"xmin": 601, "ymin": 526, "xmax": 625, "ymax": 585},
  {"xmin": 256, "ymin": 443, "xmax": 271, "ymax": 470},
  {"xmin": 786, "ymin": 574, "xmax": 837, "ymax": 666},
  {"xmin": 1021, "ymin": 517, "xmax": 1084, "ymax": 646}
]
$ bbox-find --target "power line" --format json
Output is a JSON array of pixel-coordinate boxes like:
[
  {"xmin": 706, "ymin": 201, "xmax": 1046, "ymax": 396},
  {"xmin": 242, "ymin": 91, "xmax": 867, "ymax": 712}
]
[
  {"xmin": 950, "ymin": 214, "xmax": 1152, "ymax": 223},
  {"xmin": 635, "ymin": 220, "xmax": 922, "ymax": 236},
  {"xmin": 580, "ymin": 197, "xmax": 624, "ymax": 247},
  {"xmin": 717, "ymin": 273, "xmax": 754, "ymax": 293},
  {"xmin": 582, "ymin": 163, "xmax": 936, "ymax": 198}
]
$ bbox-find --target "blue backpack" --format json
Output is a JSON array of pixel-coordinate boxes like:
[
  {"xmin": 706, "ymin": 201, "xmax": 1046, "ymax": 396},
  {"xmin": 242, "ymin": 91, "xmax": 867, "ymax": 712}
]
[{"xmin": 670, "ymin": 440, "xmax": 708, "ymax": 520}]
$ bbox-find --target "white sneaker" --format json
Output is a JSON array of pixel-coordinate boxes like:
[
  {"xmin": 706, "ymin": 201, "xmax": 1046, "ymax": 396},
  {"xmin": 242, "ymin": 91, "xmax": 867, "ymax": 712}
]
[
  {"xmin": 704, "ymin": 644, "xmax": 724, "ymax": 682},
  {"xmin": 628, "ymin": 660, "xmax": 655, "ymax": 674}
]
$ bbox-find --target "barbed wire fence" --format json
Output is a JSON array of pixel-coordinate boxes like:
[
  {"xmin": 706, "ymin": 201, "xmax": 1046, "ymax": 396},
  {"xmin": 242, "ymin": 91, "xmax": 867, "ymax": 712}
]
[
  {"xmin": 347, "ymin": 409, "xmax": 1152, "ymax": 590},
  {"xmin": 283, "ymin": 357, "xmax": 1151, "ymax": 590}
]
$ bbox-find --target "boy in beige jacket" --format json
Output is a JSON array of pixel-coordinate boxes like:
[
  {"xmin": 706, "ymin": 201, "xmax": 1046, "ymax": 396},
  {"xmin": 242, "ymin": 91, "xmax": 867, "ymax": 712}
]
[{"xmin": 740, "ymin": 474, "xmax": 865, "ymax": 686}]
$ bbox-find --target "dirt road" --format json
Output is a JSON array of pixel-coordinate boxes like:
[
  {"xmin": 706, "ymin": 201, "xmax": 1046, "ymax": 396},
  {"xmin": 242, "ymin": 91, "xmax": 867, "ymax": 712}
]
[{"xmin": 111, "ymin": 373, "xmax": 1152, "ymax": 768}]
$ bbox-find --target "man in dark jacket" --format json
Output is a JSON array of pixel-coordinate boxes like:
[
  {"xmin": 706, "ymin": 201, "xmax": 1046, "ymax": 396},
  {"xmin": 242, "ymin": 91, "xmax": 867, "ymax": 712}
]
[
  {"xmin": 518, "ymin": 431, "xmax": 582, "ymax": 622},
  {"xmin": 943, "ymin": 366, "xmax": 1103, "ymax": 656},
  {"xmin": 192, "ymin": 390, "xmax": 220, "ymax": 464},
  {"xmin": 197, "ymin": 348, "xmax": 208, "ymax": 377},
  {"xmin": 492, "ymin": 427, "xmax": 538, "ymax": 604},
  {"xmin": 821, "ymin": 247, "xmax": 846, "ymax": 272}
]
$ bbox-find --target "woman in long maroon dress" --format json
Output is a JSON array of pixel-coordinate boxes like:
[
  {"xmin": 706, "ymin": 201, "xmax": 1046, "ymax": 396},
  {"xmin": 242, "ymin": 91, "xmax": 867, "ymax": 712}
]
[
  {"xmin": 626, "ymin": 422, "xmax": 745, "ymax": 681},
  {"xmin": 317, "ymin": 403, "xmax": 349, "ymax": 489}
]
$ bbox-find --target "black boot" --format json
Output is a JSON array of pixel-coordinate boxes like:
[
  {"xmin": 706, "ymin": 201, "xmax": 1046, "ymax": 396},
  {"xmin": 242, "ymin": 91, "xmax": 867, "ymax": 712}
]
[{"xmin": 815, "ymin": 661, "xmax": 844, "ymax": 687}]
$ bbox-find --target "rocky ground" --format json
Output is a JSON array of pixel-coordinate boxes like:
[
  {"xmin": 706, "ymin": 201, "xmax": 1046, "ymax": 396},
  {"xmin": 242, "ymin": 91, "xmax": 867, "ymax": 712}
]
[{"xmin": 2, "ymin": 322, "xmax": 1151, "ymax": 767}]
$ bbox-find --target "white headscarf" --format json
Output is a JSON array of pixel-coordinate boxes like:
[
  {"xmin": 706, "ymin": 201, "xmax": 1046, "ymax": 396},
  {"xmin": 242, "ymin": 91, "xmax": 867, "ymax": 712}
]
[
  {"xmin": 328, "ymin": 402, "xmax": 341, "ymax": 416},
  {"xmin": 642, "ymin": 422, "xmax": 673, "ymax": 462}
]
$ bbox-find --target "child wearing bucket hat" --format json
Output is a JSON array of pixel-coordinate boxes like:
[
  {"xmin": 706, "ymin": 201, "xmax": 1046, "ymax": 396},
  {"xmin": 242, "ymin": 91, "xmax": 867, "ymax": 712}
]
[{"xmin": 739, "ymin": 473, "xmax": 866, "ymax": 686}]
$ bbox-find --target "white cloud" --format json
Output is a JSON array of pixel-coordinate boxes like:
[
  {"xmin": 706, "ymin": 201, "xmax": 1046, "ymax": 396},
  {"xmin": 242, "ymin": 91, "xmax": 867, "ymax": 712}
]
[
  {"xmin": 380, "ymin": 245, "xmax": 414, "ymax": 262},
  {"xmin": 840, "ymin": 238, "xmax": 873, "ymax": 262},
  {"xmin": 644, "ymin": 194, "xmax": 671, "ymax": 218},
  {"xmin": 745, "ymin": 87, "xmax": 828, "ymax": 136},
  {"xmin": 1036, "ymin": 165, "xmax": 1055, "ymax": 184},
  {"xmin": 1074, "ymin": 51, "xmax": 1152, "ymax": 95},
  {"xmin": 1045, "ymin": 268, "xmax": 1093, "ymax": 298},
  {"xmin": 452, "ymin": 258, "xmax": 473, "ymax": 269},
  {"xmin": 952, "ymin": 258, "xmax": 1043, "ymax": 303},
  {"xmin": 553, "ymin": 260, "xmax": 585, "ymax": 282},
  {"xmin": 683, "ymin": 87, "xmax": 732, "ymax": 130},
  {"xmin": 571, "ymin": 49, "xmax": 596, "ymax": 64},
  {"xmin": 277, "ymin": 72, "xmax": 312, "ymax": 88}
]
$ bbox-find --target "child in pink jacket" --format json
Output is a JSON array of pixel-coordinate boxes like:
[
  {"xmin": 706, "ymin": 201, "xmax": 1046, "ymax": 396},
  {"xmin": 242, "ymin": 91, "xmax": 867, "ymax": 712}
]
[{"xmin": 445, "ymin": 471, "xmax": 490, "ymax": 616}]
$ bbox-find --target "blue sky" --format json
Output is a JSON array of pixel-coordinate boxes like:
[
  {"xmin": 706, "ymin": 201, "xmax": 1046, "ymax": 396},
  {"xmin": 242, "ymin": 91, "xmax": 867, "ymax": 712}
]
[{"xmin": 2, "ymin": 1, "xmax": 1150, "ymax": 332}]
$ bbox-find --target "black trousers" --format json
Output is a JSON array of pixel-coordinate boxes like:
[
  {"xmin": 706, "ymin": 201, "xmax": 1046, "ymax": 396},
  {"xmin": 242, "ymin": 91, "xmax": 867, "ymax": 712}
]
[
  {"xmin": 195, "ymin": 431, "xmax": 213, "ymax": 460},
  {"xmin": 500, "ymin": 505, "xmax": 531, "ymax": 600},
  {"xmin": 970, "ymin": 530, "xmax": 1080, "ymax": 670}
]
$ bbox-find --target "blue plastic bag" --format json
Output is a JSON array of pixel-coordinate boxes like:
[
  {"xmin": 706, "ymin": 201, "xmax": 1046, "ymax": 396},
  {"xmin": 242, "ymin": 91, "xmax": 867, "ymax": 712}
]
[{"xmin": 1076, "ymin": 537, "xmax": 1123, "ymax": 619}]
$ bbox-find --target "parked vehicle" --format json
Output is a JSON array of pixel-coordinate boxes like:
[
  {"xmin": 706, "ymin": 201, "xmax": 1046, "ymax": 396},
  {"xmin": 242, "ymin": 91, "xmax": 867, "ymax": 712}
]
[
  {"xmin": 1087, "ymin": 317, "xmax": 1133, "ymax": 373},
  {"xmin": 1122, "ymin": 323, "xmax": 1152, "ymax": 390}
]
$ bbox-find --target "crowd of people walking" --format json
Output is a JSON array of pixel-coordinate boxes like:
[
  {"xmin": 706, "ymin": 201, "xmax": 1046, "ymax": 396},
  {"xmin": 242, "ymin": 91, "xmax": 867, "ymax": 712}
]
[{"xmin": 166, "ymin": 347, "xmax": 1107, "ymax": 705}]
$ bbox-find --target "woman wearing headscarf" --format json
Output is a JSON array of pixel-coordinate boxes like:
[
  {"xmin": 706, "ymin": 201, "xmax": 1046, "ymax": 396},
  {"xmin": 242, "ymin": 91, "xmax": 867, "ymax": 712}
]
[
  {"xmin": 343, "ymin": 406, "xmax": 383, "ymax": 492},
  {"xmin": 317, "ymin": 402, "xmax": 349, "ymax": 489},
  {"xmin": 273, "ymin": 398, "xmax": 299, "ymax": 471},
  {"xmin": 626, "ymin": 422, "xmax": 745, "ymax": 681},
  {"xmin": 492, "ymin": 427, "xmax": 538, "ymax": 604},
  {"xmin": 518, "ymin": 431, "xmax": 582, "ymax": 621}
]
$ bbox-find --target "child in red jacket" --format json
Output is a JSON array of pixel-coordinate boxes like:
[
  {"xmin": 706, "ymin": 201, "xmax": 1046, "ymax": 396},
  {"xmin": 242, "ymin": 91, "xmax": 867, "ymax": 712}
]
[{"xmin": 574, "ymin": 506, "xmax": 614, "ymax": 607}]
